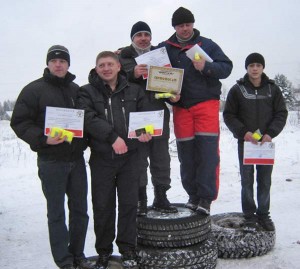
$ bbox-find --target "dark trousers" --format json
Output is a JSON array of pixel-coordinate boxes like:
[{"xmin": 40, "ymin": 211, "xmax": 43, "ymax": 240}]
[
  {"xmin": 177, "ymin": 135, "xmax": 220, "ymax": 202},
  {"xmin": 138, "ymin": 138, "xmax": 171, "ymax": 188},
  {"xmin": 37, "ymin": 156, "xmax": 89, "ymax": 268},
  {"xmin": 89, "ymin": 151, "xmax": 139, "ymax": 255},
  {"xmin": 238, "ymin": 142, "xmax": 273, "ymax": 216}
]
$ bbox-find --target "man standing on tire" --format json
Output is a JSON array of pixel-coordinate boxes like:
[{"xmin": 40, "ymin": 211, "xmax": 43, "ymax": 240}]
[
  {"xmin": 10, "ymin": 45, "xmax": 94, "ymax": 269},
  {"xmin": 223, "ymin": 53, "xmax": 288, "ymax": 231},
  {"xmin": 119, "ymin": 21, "xmax": 178, "ymax": 215},
  {"xmin": 157, "ymin": 7, "xmax": 233, "ymax": 215}
]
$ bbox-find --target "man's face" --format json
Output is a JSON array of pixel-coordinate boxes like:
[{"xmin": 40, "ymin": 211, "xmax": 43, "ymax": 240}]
[
  {"xmin": 47, "ymin": 59, "xmax": 69, "ymax": 78},
  {"xmin": 95, "ymin": 56, "xmax": 121, "ymax": 84},
  {"xmin": 174, "ymin": 23, "xmax": 194, "ymax": 40},
  {"xmin": 247, "ymin": 63, "xmax": 264, "ymax": 80},
  {"xmin": 133, "ymin": 32, "xmax": 151, "ymax": 49}
]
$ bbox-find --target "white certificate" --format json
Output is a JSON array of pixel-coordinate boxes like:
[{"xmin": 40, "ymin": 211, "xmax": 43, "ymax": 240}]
[
  {"xmin": 185, "ymin": 44, "xmax": 213, "ymax": 63},
  {"xmin": 135, "ymin": 47, "xmax": 171, "ymax": 79},
  {"xmin": 44, "ymin": 106, "xmax": 84, "ymax": 137},
  {"xmin": 243, "ymin": 142, "xmax": 275, "ymax": 165},
  {"xmin": 128, "ymin": 110, "xmax": 164, "ymax": 138}
]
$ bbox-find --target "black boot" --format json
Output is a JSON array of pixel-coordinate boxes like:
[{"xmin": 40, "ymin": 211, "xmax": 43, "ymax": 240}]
[
  {"xmin": 137, "ymin": 186, "xmax": 147, "ymax": 216},
  {"xmin": 196, "ymin": 198, "xmax": 211, "ymax": 216},
  {"xmin": 152, "ymin": 185, "xmax": 178, "ymax": 213}
]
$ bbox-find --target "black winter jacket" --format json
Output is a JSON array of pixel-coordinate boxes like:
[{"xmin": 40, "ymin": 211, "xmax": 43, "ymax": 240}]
[
  {"xmin": 10, "ymin": 68, "xmax": 87, "ymax": 161},
  {"xmin": 77, "ymin": 69, "xmax": 147, "ymax": 158},
  {"xmin": 119, "ymin": 45, "xmax": 170, "ymax": 139},
  {"xmin": 223, "ymin": 73, "xmax": 288, "ymax": 141}
]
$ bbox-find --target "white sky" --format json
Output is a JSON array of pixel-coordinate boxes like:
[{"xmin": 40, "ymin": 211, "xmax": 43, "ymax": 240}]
[{"xmin": 1, "ymin": 0, "xmax": 300, "ymax": 102}]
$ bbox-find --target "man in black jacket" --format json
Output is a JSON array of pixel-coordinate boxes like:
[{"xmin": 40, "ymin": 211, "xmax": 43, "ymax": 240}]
[
  {"xmin": 10, "ymin": 45, "xmax": 94, "ymax": 269},
  {"xmin": 77, "ymin": 51, "xmax": 151, "ymax": 269},
  {"xmin": 223, "ymin": 53, "xmax": 288, "ymax": 231},
  {"xmin": 119, "ymin": 21, "xmax": 178, "ymax": 215}
]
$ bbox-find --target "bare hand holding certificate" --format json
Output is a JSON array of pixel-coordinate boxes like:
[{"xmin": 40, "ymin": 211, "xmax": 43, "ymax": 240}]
[
  {"xmin": 243, "ymin": 142, "xmax": 275, "ymax": 165},
  {"xmin": 146, "ymin": 66, "xmax": 184, "ymax": 94},
  {"xmin": 128, "ymin": 110, "xmax": 164, "ymax": 138},
  {"xmin": 135, "ymin": 47, "xmax": 171, "ymax": 79},
  {"xmin": 44, "ymin": 106, "xmax": 84, "ymax": 138}
]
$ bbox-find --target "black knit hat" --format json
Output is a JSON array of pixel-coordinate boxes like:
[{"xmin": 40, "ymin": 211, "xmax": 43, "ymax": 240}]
[
  {"xmin": 172, "ymin": 7, "xmax": 195, "ymax": 27},
  {"xmin": 46, "ymin": 45, "xmax": 70, "ymax": 66},
  {"xmin": 245, "ymin": 52, "xmax": 265, "ymax": 69},
  {"xmin": 130, "ymin": 21, "xmax": 152, "ymax": 40}
]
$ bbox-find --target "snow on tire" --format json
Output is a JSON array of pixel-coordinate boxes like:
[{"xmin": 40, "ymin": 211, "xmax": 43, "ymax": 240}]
[
  {"xmin": 137, "ymin": 203, "xmax": 211, "ymax": 248},
  {"xmin": 137, "ymin": 235, "xmax": 218, "ymax": 269},
  {"xmin": 211, "ymin": 212, "xmax": 276, "ymax": 258}
]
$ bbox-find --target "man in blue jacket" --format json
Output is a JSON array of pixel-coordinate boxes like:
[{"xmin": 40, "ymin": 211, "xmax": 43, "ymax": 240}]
[{"xmin": 157, "ymin": 7, "xmax": 233, "ymax": 215}]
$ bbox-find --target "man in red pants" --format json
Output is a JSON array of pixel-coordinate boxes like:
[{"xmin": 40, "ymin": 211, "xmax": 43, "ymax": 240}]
[{"xmin": 157, "ymin": 7, "xmax": 233, "ymax": 214}]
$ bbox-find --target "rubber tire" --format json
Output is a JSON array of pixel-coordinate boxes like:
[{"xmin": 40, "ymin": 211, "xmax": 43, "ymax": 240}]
[
  {"xmin": 137, "ymin": 235, "xmax": 218, "ymax": 269},
  {"xmin": 137, "ymin": 203, "xmax": 211, "ymax": 248},
  {"xmin": 211, "ymin": 212, "xmax": 276, "ymax": 258}
]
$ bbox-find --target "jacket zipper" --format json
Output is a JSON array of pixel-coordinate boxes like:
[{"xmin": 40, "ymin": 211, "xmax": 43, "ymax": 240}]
[
  {"xmin": 122, "ymin": 106, "xmax": 127, "ymax": 133},
  {"xmin": 108, "ymin": 97, "xmax": 114, "ymax": 128},
  {"xmin": 255, "ymin": 90, "xmax": 259, "ymax": 131}
]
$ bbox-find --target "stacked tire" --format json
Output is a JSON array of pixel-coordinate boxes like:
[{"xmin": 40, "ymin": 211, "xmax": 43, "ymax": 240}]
[{"xmin": 136, "ymin": 203, "xmax": 218, "ymax": 269}]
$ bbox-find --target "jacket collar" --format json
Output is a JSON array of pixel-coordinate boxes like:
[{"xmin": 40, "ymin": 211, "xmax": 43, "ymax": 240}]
[
  {"xmin": 165, "ymin": 28, "xmax": 202, "ymax": 50},
  {"xmin": 43, "ymin": 68, "xmax": 75, "ymax": 87}
]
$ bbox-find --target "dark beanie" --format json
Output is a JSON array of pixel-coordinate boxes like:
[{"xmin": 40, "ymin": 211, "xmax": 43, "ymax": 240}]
[
  {"xmin": 172, "ymin": 7, "xmax": 195, "ymax": 27},
  {"xmin": 130, "ymin": 21, "xmax": 152, "ymax": 40},
  {"xmin": 245, "ymin": 52, "xmax": 265, "ymax": 69},
  {"xmin": 46, "ymin": 45, "xmax": 70, "ymax": 66}
]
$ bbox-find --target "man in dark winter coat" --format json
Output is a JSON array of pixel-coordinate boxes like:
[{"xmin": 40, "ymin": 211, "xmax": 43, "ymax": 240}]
[
  {"xmin": 77, "ymin": 51, "xmax": 151, "ymax": 269},
  {"xmin": 223, "ymin": 52, "xmax": 288, "ymax": 231},
  {"xmin": 10, "ymin": 45, "xmax": 94, "ymax": 269},
  {"xmin": 119, "ymin": 21, "xmax": 178, "ymax": 216},
  {"xmin": 157, "ymin": 7, "xmax": 233, "ymax": 215}
]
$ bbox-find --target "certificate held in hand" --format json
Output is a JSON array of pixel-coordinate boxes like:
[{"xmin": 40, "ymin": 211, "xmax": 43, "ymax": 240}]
[
  {"xmin": 243, "ymin": 142, "xmax": 275, "ymax": 165},
  {"xmin": 185, "ymin": 44, "xmax": 213, "ymax": 63}
]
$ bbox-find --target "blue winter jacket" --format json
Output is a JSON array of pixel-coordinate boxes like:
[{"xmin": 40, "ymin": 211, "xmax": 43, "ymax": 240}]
[{"xmin": 157, "ymin": 29, "xmax": 233, "ymax": 108}]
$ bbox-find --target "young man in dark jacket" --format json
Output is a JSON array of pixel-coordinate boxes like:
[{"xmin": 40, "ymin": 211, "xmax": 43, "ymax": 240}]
[
  {"xmin": 77, "ymin": 51, "xmax": 151, "ymax": 269},
  {"xmin": 157, "ymin": 7, "xmax": 233, "ymax": 215},
  {"xmin": 10, "ymin": 45, "xmax": 93, "ymax": 269},
  {"xmin": 119, "ymin": 21, "xmax": 178, "ymax": 215},
  {"xmin": 223, "ymin": 53, "xmax": 288, "ymax": 231}
]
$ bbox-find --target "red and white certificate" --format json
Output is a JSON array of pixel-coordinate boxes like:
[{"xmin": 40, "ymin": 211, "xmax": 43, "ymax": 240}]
[
  {"xmin": 44, "ymin": 106, "xmax": 84, "ymax": 137},
  {"xmin": 243, "ymin": 142, "xmax": 275, "ymax": 165}
]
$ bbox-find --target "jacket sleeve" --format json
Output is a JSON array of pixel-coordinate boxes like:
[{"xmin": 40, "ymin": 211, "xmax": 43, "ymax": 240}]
[
  {"xmin": 10, "ymin": 86, "xmax": 48, "ymax": 149},
  {"xmin": 77, "ymin": 86, "xmax": 119, "ymax": 144},
  {"xmin": 202, "ymin": 40, "xmax": 233, "ymax": 80},
  {"xmin": 264, "ymin": 85, "xmax": 288, "ymax": 138},
  {"xmin": 223, "ymin": 85, "xmax": 248, "ymax": 139}
]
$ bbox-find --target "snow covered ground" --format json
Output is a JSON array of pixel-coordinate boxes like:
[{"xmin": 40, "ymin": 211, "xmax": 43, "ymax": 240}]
[{"xmin": 0, "ymin": 112, "xmax": 299, "ymax": 269}]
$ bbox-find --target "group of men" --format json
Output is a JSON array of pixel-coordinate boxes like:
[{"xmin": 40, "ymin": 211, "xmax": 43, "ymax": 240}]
[{"xmin": 10, "ymin": 6, "xmax": 287, "ymax": 269}]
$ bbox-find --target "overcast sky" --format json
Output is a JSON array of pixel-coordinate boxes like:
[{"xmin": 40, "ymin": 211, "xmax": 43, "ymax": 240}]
[{"xmin": 1, "ymin": 0, "xmax": 300, "ymax": 102}]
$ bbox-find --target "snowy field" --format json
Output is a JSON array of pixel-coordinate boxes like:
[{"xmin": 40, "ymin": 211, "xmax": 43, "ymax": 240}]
[{"xmin": 0, "ymin": 112, "xmax": 299, "ymax": 269}]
